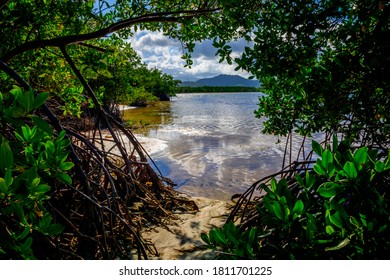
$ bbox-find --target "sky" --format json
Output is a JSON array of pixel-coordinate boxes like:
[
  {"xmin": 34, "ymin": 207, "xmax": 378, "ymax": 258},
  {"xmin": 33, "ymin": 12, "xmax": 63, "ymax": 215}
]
[
  {"xmin": 93, "ymin": 0, "xmax": 253, "ymax": 81},
  {"xmin": 126, "ymin": 31, "xmax": 253, "ymax": 82}
]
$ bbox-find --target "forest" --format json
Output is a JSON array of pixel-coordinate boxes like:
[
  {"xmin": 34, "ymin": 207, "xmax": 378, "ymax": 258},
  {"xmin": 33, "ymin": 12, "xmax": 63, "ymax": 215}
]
[{"xmin": 0, "ymin": 0, "xmax": 389, "ymax": 260}]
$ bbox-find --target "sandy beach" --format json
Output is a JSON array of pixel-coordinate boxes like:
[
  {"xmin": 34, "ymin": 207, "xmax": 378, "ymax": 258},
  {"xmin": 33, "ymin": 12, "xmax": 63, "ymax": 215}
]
[{"xmin": 142, "ymin": 196, "xmax": 231, "ymax": 260}]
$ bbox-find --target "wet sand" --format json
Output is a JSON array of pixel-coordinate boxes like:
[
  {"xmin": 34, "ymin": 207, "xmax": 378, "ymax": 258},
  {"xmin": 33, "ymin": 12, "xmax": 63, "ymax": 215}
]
[{"xmin": 142, "ymin": 196, "xmax": 231, "ymax": 260}]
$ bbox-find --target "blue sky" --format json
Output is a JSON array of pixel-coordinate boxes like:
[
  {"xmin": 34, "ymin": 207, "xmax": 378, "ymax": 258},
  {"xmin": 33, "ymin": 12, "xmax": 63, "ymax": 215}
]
[{"xmin": 127, "ymin": 31, "xmax": 252, "ymax": 81}]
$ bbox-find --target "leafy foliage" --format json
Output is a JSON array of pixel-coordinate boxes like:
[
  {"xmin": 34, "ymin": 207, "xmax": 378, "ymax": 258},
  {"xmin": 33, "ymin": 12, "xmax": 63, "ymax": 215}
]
[
  {"xmin": 232, "ymin": 0, "xmax": 389, "ymax": 148},
  {"xmin": 0, "ymin": 86, "xmax": 72, "ymax": 259},
  {"xmin": 203, "ymin": 138, "xmax": 390, "ymax": 259}
]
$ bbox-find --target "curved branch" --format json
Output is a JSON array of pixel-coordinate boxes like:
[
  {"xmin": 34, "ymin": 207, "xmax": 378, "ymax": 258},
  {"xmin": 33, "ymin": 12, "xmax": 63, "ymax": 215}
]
[{"xmin": 2, "ymin": 8, "xmax": 220, "ymax": 62}]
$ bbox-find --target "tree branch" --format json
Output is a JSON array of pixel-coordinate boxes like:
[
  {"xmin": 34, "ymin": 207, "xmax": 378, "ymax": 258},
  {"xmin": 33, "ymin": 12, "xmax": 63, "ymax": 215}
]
[{"xmin": 2, "ymin": 8, "xmax": 220, "ymax": 62}]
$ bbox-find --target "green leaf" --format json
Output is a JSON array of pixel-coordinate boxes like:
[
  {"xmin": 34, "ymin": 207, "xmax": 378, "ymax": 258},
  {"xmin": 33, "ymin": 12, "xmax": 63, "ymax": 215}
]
[
  {"xmin": 322, "ymin": 150, "xmax": 333, "ymax": 168},
  {"xmin": 31, "ymin": 116, "xmax": 53, "ymax": 135},
  {"xmin": 294, "ymin": 174, "xmax": 304, "ymax": 187},
  {"xmin": 359, "ymin": 213, "xmax": 367, "ymax": 227},
  {"xmin": 57, "ymin": 172, "xmax": 72, "ymax": 185},
  {"xmin": 209, "ymin": 230, "xmax": 217, "ymax": 246},
  {"xmin": 353, "ymin": 147, "xmax": 368, "ymax": 171},
  {"xmin": 45, "ymin": 141, "xmax": 55, "ymax": 155},
  {"xmin": 329, "ymin": 211, "xmax": 344, "ymax": 228},
  {"xmin": 313, "ymin": 159, "xmax": 326, "ymax": 176},
  {"xmin": 33, "ymin": 92, "xmax": 49, "ymax": 109},
  {"xmin": 332, "ymin": 134, "xmax": 339, "ymax": 152},
  {"xmin": 35, "ymin": 184, "xmax": 50, "ymax": 194},
  {"xmin": 325, "ymin": 225, "xmax": 335, "ymax": 235},
  {"xmin": 328, "ymin": 201, "xmax": 348, "ymax": 229},
  {"xmin": 317, "ymin": 182, "xmax": 344, "ymax": 198},
  {"xmin": 30, "ymin": 177, "xmax": 40, "ymax": 189},
  {"xmin": 45, "ymin": 224, "xmax": 64, "ymax": 235},
  {"xmin": 292, "ymin": 199, "xmax": 304, "ymax": 214},
  {"xmin": 248, "ymin": 227, "xmax": 257, "ymax": 245},
  {"xmin": 14, "ymin": 132, "xmax": 25, "ymax": 142},
  {"xmin": 0, "ymin": 178, "xmax": 8, "ymax": 194},
  {"xmin": 0, "ymin": 140, "xmax": 14, "ymax": 170},
  {"xmin": 343, "ymin": 161, "xmax": 358, "ymax": 179},
  {"xmin": 270, "ymin": 178, "xmax": 277, "ymax": 192},
  {"xmin": 214, "ymin": 228, "xmax": 227, "ymax": 245},
  {"xmin": 10, "ymin": 86, "xmax": 22, "ymax": 99},
  {"xmin": 312, "ymin": 140, "xmax": 323, "ymax": 156},
  {"xmin": 201, "ymin": 233, "xmax": 210, "ymax": 245},
  {"xmin": 59, "ymin": 162, "xmax": 74, "ymax": 171},
  {"xmin": 271, "ymin": 201, "xmax": 284, "ymax": 220},
  {"xmin": 21, "ymin": 237, "xmax": 33, "ymax": 251},
  {"xmin": 4, "ymin": 169, "xmax": 13, "ymax": 187},
  {"xmin": 374, "ymin": 161, "xmax": 385, "ymax": 173},
  {"xmin": 39, "ymin": 213, "xmax": 52, "ymax": 229},
  {"xmin": 16, "ymin": 228, "xmax": 30, "ymax": 241},
  {"xmin": 57, "ymin": 130, "xmax": 66, "ymax": 141},
  {"xmin": 21, "ymin": 125, "xmax": 31, "ymax": 142},
  {"xmin": 12, "ymin": 203, "xmax": 28, "ymax": 226},
  {"xmin": 350, "ymin": 216, "xmax": 360, "ymax": 228},
  {"xmin": 305, "ymin": 171, "xmax": 316, "ymax": 189},
  {"xmin": 226, "ymin": 228, "xmax": 239, "ymax": 244}
]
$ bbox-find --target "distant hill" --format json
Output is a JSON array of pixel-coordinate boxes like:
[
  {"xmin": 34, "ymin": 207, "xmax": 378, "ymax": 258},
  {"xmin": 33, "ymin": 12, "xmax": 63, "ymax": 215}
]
[{"xmin": 180, "ymin": 74, "xmax": 260, "ymax": 87}]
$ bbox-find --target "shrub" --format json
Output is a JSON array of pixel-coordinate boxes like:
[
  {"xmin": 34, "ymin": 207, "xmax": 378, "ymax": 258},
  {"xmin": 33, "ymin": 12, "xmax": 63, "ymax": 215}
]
[
  {"xmin": 0, "ymin": 86, "xmax": 73, "ymax": 259},
  {"xmin": 202, "ymin": 138, "xmax": 390, "ymax": 259}
]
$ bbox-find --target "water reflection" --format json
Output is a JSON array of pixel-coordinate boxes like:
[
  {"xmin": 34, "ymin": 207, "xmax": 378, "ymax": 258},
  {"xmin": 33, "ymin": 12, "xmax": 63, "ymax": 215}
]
[
  {"xmin": 123, "ymin": 93, "xmax": 286, "ymax": 200},
  {"xmin": 121, "ymin": 101, "xmax": 173, "ymax": 135}
]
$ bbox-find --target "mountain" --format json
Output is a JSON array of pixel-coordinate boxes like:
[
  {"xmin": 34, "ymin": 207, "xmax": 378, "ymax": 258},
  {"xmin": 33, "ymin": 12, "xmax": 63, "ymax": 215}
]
[{"xmin": 180, "ymin": 74, "xmax": 260, "ymax": 87}]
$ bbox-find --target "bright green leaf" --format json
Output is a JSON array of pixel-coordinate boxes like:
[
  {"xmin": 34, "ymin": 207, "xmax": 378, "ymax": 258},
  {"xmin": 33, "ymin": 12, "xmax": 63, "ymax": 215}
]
[
  {"xmin": 317, "ymin": 182, "xmax": 344, "ymax": 198},
  {"xmin": 35, "ymin": 185, "xmax": 50, "ymax": 194},
  {"xmin": 0, "ymin": 178, "xmax": 8, "ymax": 194},
  {"xmin": 322, "ymin": 150, "xmax": 333, "ymax": 168},
  {"xmin": 343, "ymin": 161, "xmax": 358, "ymax": 179},
  {"xmin": 214, "ymin": 228, "xmax": 227, "ymax": 245},
  {"xmin": 271, "ymin": 201, "xmax": 284, "ymax": 220},
  {"xmin": 325, "ymin": 225, "xmax": 335, "ymax": 235},
  {"xmin": 59, "ymin": 162, "xmax": 74, "ymax": 171},
  {"xmin": 292, "ymin": 200, "xmax": 304, "ymax": 215}
]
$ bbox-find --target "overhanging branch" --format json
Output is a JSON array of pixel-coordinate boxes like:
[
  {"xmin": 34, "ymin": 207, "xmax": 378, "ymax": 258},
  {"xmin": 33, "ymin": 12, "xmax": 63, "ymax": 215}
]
[{"xmin": 2, "ymin": 8, "xmax": 220, "ymax": 62}]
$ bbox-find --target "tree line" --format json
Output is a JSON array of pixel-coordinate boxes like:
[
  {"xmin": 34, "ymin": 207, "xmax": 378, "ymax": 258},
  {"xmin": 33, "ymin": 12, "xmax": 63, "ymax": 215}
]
[{"xmin": 177, "ymin": 86, "xmax": 260, "ymax": 93}]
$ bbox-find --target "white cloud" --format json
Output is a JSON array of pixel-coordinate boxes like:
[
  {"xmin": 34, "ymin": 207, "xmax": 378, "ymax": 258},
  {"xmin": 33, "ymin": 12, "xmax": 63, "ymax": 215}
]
[{"xmin": 127, "ymin": 31, "xmax": 251, "ymax": 81}]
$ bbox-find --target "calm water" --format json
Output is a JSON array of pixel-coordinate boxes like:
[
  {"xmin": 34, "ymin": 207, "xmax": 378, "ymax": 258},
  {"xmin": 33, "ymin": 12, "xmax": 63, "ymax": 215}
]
[{"xmin": 123, "ymin": 92, "xmax": 286, "ymax": 200}]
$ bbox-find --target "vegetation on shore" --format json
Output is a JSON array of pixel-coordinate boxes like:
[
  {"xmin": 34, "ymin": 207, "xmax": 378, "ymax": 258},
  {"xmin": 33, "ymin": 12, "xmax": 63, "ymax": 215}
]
[{"xmin": 177, "ymin": 86, "xmax": 260, "ymax": 93}]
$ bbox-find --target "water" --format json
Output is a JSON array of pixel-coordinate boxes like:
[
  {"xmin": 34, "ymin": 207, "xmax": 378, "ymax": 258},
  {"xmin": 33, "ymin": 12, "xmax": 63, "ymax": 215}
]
[{"xmin": 123, "ymin": 92, "xmax": 287, "ymax": 200}]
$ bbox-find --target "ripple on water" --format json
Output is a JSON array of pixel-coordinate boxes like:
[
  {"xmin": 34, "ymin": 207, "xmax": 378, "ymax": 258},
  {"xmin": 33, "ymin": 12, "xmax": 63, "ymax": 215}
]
[{"xmin": 124, "ymin": 93, "xmax": 296, "ymax": 199}]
